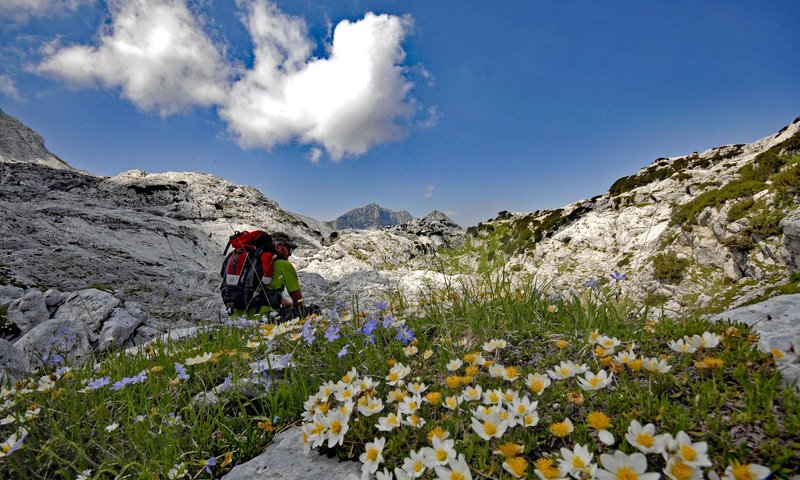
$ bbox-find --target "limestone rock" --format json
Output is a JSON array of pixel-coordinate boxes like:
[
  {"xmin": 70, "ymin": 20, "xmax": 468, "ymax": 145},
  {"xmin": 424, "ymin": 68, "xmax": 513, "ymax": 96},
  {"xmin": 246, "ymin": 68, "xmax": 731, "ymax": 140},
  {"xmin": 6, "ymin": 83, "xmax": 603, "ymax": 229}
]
[
  {"xmin": 14, "ymin": 319, "xmax": 92, "ymax": 366},
  {"xmin": 333, "ymin": 203, "xmax": 413, "ymax": 230},
  {"xmin": 7, "ymin": 290, "xmax": 49, "ymax": 336},
  {"xmin": 0, "ymin": 285, "xmax": 24, "ymax": 308},
  {"xmin": 43, "ymin": 288, "xmax": 64, "ymax": 315},
  {"xmin": 54, "ymin": 289, "xmax": 120, "ymax": 342},
  {"xmin": 0, "ymin": 108, "xmax": 72, "ymax": 170},
  {"xmin": 222, "ymin": 427, "xmax": 361, "ymax": 480},
  {"xmin": 97, "ymin": 308, "xmax": 145, "ymax": 351},
  {"xmin": 0, "ymin": 338, "xmax": 29, "ymax": 384}
]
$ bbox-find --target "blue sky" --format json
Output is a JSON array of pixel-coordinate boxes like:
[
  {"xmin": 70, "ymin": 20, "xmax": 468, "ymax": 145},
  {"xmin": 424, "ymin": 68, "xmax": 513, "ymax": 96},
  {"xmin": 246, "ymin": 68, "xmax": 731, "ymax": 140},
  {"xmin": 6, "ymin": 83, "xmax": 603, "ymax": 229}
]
[{"xmin": 1, "ymin": 1, "xmax": 798, "ymax": 227}]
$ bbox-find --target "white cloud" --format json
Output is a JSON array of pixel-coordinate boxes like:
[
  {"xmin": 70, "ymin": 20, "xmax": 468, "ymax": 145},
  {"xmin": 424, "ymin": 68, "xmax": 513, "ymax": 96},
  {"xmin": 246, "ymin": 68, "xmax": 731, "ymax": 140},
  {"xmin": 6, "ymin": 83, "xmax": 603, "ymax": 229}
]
[
  {"xmin": 35, "ymin": 0, "xmax": 421, "ymax": 159},
  {"xmin": 0, "ymin": 75, "xmax": 23, "ymax": 101},
  {"xmin": 37, "ymin": 0, "xmax": 230, "ymax": 115},
  {"xmin": 220, "ymin": 1, "xmax": 415, "ymax": 160},
  {"xmin": 0, "ymin": 0, "xmax": 94, "ymax": 23},
  {"xmin": 424, "ymin": 184, "xmax": 434, "ymax": 199}
]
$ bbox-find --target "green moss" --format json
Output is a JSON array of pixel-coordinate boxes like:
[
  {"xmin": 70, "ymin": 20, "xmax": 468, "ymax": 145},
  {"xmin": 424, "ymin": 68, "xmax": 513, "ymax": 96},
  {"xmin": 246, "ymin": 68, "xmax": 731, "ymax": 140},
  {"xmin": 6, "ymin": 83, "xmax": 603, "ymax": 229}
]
[
  {"xmin": 89, "ymin": 283, "xmax": 116, "ymax": 293},
  {"xmin": 727, "ymin": 197, "xmax": 756, "ymax": 222},
  {"xmin": 652, "ymin": 251, "xmax": 691, "ymax": 284}
]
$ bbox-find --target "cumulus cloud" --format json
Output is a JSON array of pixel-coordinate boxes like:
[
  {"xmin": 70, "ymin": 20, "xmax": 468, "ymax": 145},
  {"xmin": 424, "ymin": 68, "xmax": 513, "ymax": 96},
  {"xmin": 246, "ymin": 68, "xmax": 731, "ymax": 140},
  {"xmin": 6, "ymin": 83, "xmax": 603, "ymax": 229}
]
[
  {"xmin": 0, "ymin": 75, "xmax": 24, "ymax": 101},
  {"xmin": 35, "ymin": 0, "xmax": 421, "ymax": 159},
  {"xmin": 424, "ymin": 184, "xmax": 434, "ymax": 199},
  {"xmin": 0, "ymin": 0, "xmax": 94, "ymax": 23},
  {"xmin": 220, "ymin": 1, "xmax": 415, "ymax": 160},
  {"xmin": 37, "ymin": 0, "xmax": 230, "ymax": 115}
]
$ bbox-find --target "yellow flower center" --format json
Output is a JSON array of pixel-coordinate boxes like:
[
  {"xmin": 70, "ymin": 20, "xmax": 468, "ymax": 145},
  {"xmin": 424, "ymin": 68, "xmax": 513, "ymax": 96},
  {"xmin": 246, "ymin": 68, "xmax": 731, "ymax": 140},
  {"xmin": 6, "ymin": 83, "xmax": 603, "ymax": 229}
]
[
  {"xmin": 529, "ymin": 379, "xmax": 544, "ymax": 393},
  {"xmin": 573, "ymin": 456, "xmax": 585, "ymax": 468},
  {"xmin": 505, "ymin": 366, "xmax": 519, "ymax": 379},
  {"xmin": 483, "ymin": 421, "xmax": 498, "ymax": 436},
  {"xmin": 436, "ymin": 449, "xmax": 449, "ymax": 461},
  {"xmin": 489, "ymin": 392, "xmax": 500, "ymax": 403},
  {"xmin": 558, "ymin": 367, "xmax": 570, "ymax": 376},
  {"xmin": 329, "ymin": 420, "xmax": 342, "ymax": 434},
  {"xmin": 387, "ymin": 372, "xmax": 399, "ymax": 382},
  {"xmin": 518, "ymin": 405, "xmax": 527, "ymax": 414},
  {"xmin": 1, "ymin": 443, "xmax": 10, "ymax": 453},
  {"xmin": 506, "ymin": 456, "xmax": 528, "ymax": 476},
  {"xmin": 588, "ymin": 376, "xmax": 601, "ymax": 387},
  {"xmin": 367, "ymin": 448, "xmax": 379, "ymax": 461},
  {"xmin": 550, "ymin": 422, "xmax": 570, "ymax": 437},
  {"xmin": 535, "ymin": 459, "xmax": 560, "ymax": 479},
  {"xmin": 465, "ymin": 366, "xmax": 479, "ymax": 377},
  {"xmin": 388, "ymin": 416, "xmax": 398, "ymax": 425},
  {"xmin": 341, "ymin": 389, "xmax": 352, "ymax": 399},
  {"xmin": 771, "ymin": 349, "xmax": 785, "ymax": 359},
  {"xmin": 450, "ymin": 473, "xmax": 465, "ymax": 480},
  {"xmin": 732, "ymin": 464, "xmax": 755, "ymax": 480},
  {"xmin": 680, "ymin": 444, "xmax": 697, "ymax": 461},
  {"xmin": 414, "ymin": 461, "xmax": 424, "ymax": 473},
  {"xmin": 636, "ymin": 432, "xmax": 654, "ymax": 447},
  {"xmin": 587, "ymin": 411, "xmax": 611, "ymax": 430},
  {"xmin": 615, "ymin": 466, "xmax": 639, "ymax": 480},
  {"xmin": 556, "ymin": 340, "xmax": 569, "ymax": 349},
  {"xmin": 669, "ymin": 460, "xmax": 694, "ymax": 480},
  {"xmin": 446, "ymin": 376, "xmax": 461, "ymax": 388},
  {"xmin": 498, "ymin": 443, "xmax": 523, "ymax": 457}
]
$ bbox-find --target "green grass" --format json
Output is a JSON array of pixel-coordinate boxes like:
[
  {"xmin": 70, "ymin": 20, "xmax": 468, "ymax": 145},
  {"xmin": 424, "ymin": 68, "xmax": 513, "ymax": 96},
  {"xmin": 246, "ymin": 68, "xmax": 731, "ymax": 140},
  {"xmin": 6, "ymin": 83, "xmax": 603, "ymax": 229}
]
[{"xmin": 1, "ymin": 278, "xmax": 799, "ymax": 479}]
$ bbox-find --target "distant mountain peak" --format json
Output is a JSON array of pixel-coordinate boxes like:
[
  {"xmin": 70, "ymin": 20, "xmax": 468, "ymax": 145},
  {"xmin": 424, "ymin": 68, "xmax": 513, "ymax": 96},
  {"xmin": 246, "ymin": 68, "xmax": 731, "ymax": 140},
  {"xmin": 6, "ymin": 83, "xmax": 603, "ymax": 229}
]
[
  {"xmin": 333, "ymin": 204, "xmax": 414, "ymax": 230},
  {"xmin": 0, "ymin": 108, "xmax": 73, "ymax": 170}
]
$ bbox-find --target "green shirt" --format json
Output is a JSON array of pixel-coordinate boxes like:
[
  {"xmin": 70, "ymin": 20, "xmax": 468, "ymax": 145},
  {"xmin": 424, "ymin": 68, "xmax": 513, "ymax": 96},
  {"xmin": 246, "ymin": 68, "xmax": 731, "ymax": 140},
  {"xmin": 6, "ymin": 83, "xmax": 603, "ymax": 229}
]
[{"xmin": 266, "ymin": 259, "xmax": 300, "ymax": 294}]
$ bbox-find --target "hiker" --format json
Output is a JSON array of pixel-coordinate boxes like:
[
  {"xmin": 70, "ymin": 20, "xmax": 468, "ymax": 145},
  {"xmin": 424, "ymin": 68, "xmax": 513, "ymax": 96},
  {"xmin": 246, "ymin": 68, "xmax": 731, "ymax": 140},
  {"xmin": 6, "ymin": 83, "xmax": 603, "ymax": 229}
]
[
  {"xmin": 263, "ymin": 232, "xmax": 314, "ymax": 322},
  {"xmin": 220, "ymin": 230, "xmax": 317, "ymax": 322}
]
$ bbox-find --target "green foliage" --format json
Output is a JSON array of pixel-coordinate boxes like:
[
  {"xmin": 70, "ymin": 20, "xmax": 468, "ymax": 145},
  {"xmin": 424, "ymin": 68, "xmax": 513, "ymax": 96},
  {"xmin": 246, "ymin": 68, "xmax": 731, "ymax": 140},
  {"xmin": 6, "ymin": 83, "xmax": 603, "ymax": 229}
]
[
  {"xmin": 671, "ymin": 180, "xmax": 764, "ymax": 227},
  {"xmin": 749, "ymin": 208, "xmax": 784, "ymax": 238},
  {"xmin": 652, "ymin": 251, "xmax": 691, "ymax": 284},
  {"xmin": 727, "ymin": 197, "xmax": 756, "ymax": 223},
  {"xmin": 772, "ymin": 161, "xmax": 800, "ymax": 195}
]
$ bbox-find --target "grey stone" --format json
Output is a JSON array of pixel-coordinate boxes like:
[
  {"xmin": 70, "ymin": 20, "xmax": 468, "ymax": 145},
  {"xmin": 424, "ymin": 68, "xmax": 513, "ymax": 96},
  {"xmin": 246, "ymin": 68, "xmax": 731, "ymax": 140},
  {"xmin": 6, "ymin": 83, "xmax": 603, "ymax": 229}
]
[
  {"xmin": 43, "ymin": 288, "xmax": 64, "ymax": 315},
  {"xmin": 14, "ymin": 319, "xmax": 92, "ymax": 366},
  {"xmin": 96, "ymin": 308, "xmax": 145, "ymax": 352},
  {"xmin": 54, "ymin": 289, "xmax": 120, "ymax": 342},
  {"xmin": 0, "ymin": 285, "xmax": 24, "ymax": 308},
  {"xmin": 7, "ymin": 290, "xmax": 50, "ymax": 335},
  {"xmin": 710, "ymin": 293, "xmax": 800, "ymax": 386},
  {"xmin": 222, "ymin": 427, "xmax": 361, "ymax": 480},
  {"xmin": 0, "ymin": 338, "xmax": 29, "ymax": 384}
]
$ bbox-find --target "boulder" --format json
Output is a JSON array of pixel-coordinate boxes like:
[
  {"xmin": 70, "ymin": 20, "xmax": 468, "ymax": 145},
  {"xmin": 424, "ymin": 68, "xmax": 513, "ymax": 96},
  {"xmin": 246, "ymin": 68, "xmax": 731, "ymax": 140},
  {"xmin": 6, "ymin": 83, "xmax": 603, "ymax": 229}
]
[
  {"xmin": 96, "ymin": 308, "xmax": 145, "ymax": 352},
  {"xmin": 0, "ymin": 285, "xmax": 24, "ymax": 308},
  {"xmin": 14, "ymin": 319, "xmax": 92, "ymax": 366},
  {"xmin": 43, "ymin": 288, "xmax": 64, "ymax": 315},
  {"xmin": 53, "ymin": 289, "xmax": 120, "ymax": 341},
  {"xmin": 0, "ymin": 338, "xmax": 29, "ymax": 384},
  {"xmin": 7, "ymin": 290, "xmax": 50, "ymax": 336},
  {"xmin": 222, "ymin": 427, "xmax": 361, "ymax": 480}
]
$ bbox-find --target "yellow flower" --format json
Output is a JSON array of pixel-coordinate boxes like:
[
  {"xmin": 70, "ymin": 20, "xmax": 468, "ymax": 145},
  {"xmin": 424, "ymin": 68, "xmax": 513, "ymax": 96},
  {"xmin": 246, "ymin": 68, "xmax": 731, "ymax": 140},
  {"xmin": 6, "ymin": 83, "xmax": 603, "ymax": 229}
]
[
  {"xmin": 446, "ymin": 376, "xmax": 461, "ymax": 389},
  {"xmin": 547, "ymin": 304, "xmax": 558, "ymax": 313},
  {"xmin": 503, "ymin": 456, "xmax": 529, "ymax": 478},
  {"xmin": 494, "ymin": 442, "xmax": 524, "ymax": 458},
  {"xmin": 567, "ymin": 391, "xmax": 584, "ymax": 405},
  {"xmin": 587, "ymin": 411, "xmax": 611, "ymax": 430},
  {"xmin": 555, "ymin": 339, "xmax": 570, "ymax": 349},
  {"xmin": 239, "ymin": 352, "xmax": 250, "ymax": 360},
  {"xmin": 257, "ymin": 420, "xmax": 276, "ymax": 432},
  {"xmin": 695, "ymin": 357, "xmax": 724, "ymax": 369},
  {"xmin": 628, "ymin": 359, "xmax": 642, "ymax": 371},
  {"xmin": 465, "ymin": 365, "xmax": 479, "ymax": 377},
  {"xmin": 427, "ymin": 426, "xmax": 449, "ymax": 443},
  {"xmin": 220, "ymin": 452, "xmax": 233, "ymax": 468},
  {"xmin": 549, "ymin": 418, "xmax": 574, "ymax": 437},
  {"xmin": 463, "ymin": 352, "xmax": 477, "ymax": 364},
  {"xmin": 423, "ymin": 349, "xmax": 433, "ymax": 360},
  {"xmin": 150, "ymin": 366, "xmax": 164, "ymax": 373},
  {"xmin": 425, "ymin": 392, "xmax": 442, "ymax": 405},
  {"xmin": 460, "ymin": 376, "xmax": 473, "ymax": 385},
  {"xmin": 387, "ymin": 359, "xmax": 397, "ymax": 367},
  {"xmin": 534, "ymin": 458, "xmax": 561, "ymax": 480}
]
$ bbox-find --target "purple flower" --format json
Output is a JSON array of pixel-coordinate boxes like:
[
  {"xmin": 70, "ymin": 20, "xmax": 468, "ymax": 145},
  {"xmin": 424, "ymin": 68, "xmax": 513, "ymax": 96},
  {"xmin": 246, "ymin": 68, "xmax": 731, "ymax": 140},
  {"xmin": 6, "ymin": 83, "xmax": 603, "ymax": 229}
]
[
  {"xmin": 396, "ymin": 326, "xmax": 414, "ymax": 345},
  {"xmin": 337, "ymin": 345, "xmax": 349, "ymax": 357},
  {"xmin": 301, "ymin": 319, "xmax": 316, "ymax": 345},
  {"xmin": 174, "ymin": 363, "xmax": 190, "ymax": 381},
  {"xmin": 112, "ymin": 370, "xmax": 147, "ymax": 391},
  {"xmin": 361, "ymin": 318, "xmax": 379, "ymax": 336},
  {"xmin": 203, "ymin": 456, "xmax": 216, "ymax": 474},
  {"xmin": 381, "ymin": 314, "xmax": 396, "ymax": 328},
  {"xmin": 324, "ymin": 324, "xmax": 340, "ymax": 342},
  {"xmin": 364, "ymin": 334, "xmax": 375, "ymax": 345},
  {"xmin": 217, "ymin": 373, "xmax": 233, "ymax": 393},
  {"xmin": 374, "ymin": 301, "xmax": 389, "ymax": 311},
  {"xmin": 43, "ymin": 353, "xmax": 63, "ymax": 365},
  {"xmin": 610, "ymin": 271, "xmax": 628, "ymax": 281},
  {"xmin": 583, "ymin": 277, "xmax": 600, "ymax": 289},
  {"xmin": 85, "ymin": 376, "xmax": 111, "ymax": 391}
]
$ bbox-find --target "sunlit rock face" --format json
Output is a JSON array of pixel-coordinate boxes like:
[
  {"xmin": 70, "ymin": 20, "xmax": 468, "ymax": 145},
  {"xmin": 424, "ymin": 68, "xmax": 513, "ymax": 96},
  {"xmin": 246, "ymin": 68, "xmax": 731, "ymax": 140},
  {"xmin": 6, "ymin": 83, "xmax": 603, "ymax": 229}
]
[{"xmin": 0, "ymin": 108, "xmax": 72, "ymax": 170}]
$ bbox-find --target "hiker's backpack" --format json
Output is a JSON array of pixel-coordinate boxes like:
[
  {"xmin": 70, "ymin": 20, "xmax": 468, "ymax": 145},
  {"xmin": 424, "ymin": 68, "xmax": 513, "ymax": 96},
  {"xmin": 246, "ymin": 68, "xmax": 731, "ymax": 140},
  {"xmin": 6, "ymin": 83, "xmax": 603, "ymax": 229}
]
[{"xmin": 220, "ymin": 230, "xmax": 277, "ymax": 313}]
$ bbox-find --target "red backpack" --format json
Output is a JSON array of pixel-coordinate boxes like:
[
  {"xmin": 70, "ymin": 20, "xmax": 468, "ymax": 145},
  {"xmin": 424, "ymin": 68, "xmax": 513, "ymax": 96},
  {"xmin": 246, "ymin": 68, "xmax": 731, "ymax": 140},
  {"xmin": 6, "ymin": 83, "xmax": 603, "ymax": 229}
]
[{"xmin": 220, "ymin": 230, "xmax": 277, "ymax": 313}]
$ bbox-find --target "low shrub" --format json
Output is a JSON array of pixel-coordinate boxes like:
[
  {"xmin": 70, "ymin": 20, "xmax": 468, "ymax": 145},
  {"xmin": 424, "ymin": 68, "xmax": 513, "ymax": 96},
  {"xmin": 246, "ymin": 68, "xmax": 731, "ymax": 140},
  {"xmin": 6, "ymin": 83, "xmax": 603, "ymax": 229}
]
[{"xmin": 652, "ymin": 251, "xmax": 691, "ymax": 284}]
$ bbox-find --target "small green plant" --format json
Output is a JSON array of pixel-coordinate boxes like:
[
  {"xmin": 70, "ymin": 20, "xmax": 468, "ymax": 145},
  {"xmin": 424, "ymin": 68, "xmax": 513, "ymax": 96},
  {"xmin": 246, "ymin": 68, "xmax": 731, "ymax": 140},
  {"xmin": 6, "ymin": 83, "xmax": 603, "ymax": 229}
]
[{"xmin": 652, "ymin": 251, "xmax": 691, "ymax": 284}]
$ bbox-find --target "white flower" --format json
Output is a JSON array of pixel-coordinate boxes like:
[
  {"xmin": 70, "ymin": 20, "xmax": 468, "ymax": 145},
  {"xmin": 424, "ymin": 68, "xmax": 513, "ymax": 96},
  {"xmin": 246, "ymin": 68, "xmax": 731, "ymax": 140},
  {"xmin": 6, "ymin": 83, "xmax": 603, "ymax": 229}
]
[
  {"xmin": 625, "ymin": 420, "xmax": 665, "ymax": 454},
  {"xmin": 398, "ymin": 395, "xmax": 423, "ymax": 415},
  {"xmin": 720, "ymin": 463, "xmax": 771, "ymax": 480},
  {"xmin": 642, "ymin": 357, "xmax": 672, "ymax": 373},
  {"xmin": 482, "ymin": 338, "xmax": 507, "ymax": 352},
  {"xmin": 421, "ymin": 436, "xmax": 456, "ymax": 467},
  {"xmin": 167, "ymin": 462, "xmax": 188, "ymax": 479},
  {"xmin": 597, "ymin": 335, "xmax": 621, "ymax": 350},
  {"xmin": 185, "ymin": 352, "xmax": 212, "ymax": 365},
  {"xmin": 408, "ymin": 382, "xmax": 428, "ymax": 395},
  {"xmin": 357, "ymin": 397, "xmax": 385, "ymax": 417},
  {"xmin": 324, "ymin": 411, "xmax": 350, "ymax": 447},
  {"xmin": 402, "ymin": 449, "xmax": 428, "ymax": 478},
  {"xmin": 664, "ymin": 457, "xmax": 702, "ymax": 480},
  {"xmin": 525, "ymin": 373, "xmax": 551, "ymax": 395},
  {"xmin": 386, "ymin": 363, "xmax": 412, "ymax": 386},
  {"xmin": 509, "ymin": 395, "xmax": 537, "ymax": 423},
  {"xmin": 700, "ymin": 332, "xmax": 722, "ymax": 349},
  {"xmin": 577, "ymin": 370, "xmax": 613, "ymax": 391},
  {"xmin": 443, "ymin": 395, "xmax": 461, "ymax": 410},
  {"xmin": 404, "ymin": 345, "xmax": 419, "ymax": 357},
  {"xmin": 76, "ymin": 469, "xmax": 92, "ymax": 480},
  {"xmin": 757, "ymin": 340, "xmax": 797, "ymax": 363},
  {"xmin": 359, "ymin": 437, "xmax": 386, "ymax": 475},
  {"xmin": 483, "ymin": 388, "xmax": 504, "ymax": 405},
  {"xmin": 434, "ymin": 453, "xmax": 473, "ymax": 480},
  {"xmin": 559, "ymin": 443, "xmax": 595, "ymax": 479},
  {"xmin": 375, "ymin": 412, "xmax": 402, "ymax": 432},
  {"xmin": 446, "ymin": 359, "xmax": 463, "ymax": 371},
  {"xmin": 470, "ymin": 410, "xmax": 510, "ymax": 440},
  {"xmin": 402, "ymin": 413, "xmax": 426, "ymax": 429},
  {"xmin": 462, "ymin": 385, "xmax": 483, "ymax": 402},
  {"xmin": 547, "ymin": 361, "xmax": 588, "ymax": 380},
  {"xmin": 668, "ymin": 431, "xmax": 712, "ymax": 467},
  {"xmin": 668, "ymin": 339, "xmax": 697, "ymax": 354},
  {"xmin": 597, "ymin": 451, "xmax": 660, "ymax": 480},
  {"xmin": 488, "ymin": 363, "xmax": 506, "ymax": 378},
  {"xmin": 104, "ymin": 422, "xmax": 120, "ymax": 433}
]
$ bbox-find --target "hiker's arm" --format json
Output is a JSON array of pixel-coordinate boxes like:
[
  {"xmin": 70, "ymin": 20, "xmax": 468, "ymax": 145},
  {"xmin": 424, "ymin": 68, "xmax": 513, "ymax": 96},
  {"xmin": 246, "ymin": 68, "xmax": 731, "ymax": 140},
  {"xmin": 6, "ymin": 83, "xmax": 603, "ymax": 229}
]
[{"xmin": 289, "ymin": 289, "xmax": 304, "ymax": 307}]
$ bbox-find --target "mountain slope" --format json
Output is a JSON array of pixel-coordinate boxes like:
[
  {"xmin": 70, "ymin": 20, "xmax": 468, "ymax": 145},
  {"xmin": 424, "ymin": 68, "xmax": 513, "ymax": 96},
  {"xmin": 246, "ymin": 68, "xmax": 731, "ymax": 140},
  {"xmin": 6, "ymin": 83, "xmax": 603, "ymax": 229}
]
[
  {"xmin": 0, "ymin": 108, "xmax": 72, "ymax": 170},
  {"xmin": 333, "ymin": 203, "xmax": 414, "ymax": 229},
  {"xmin": 458, "ymin": 116, "xmax": 800, "ymax": 313}
]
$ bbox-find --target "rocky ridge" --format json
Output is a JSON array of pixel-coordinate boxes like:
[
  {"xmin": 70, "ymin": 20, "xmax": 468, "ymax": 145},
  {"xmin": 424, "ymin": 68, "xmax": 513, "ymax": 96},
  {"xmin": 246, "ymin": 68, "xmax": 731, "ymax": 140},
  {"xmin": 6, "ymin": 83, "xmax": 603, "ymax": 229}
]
[
  {"xmin": 465, "ymin": 117, "xmax": 800, "ymax": 313},
  {"xmin": 0, "ymin": 108, "xmax": 71, "ymax": 170},
  {"xmin": 332, "ymin": 203, "xmax": 414, "ymax": 230}
]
